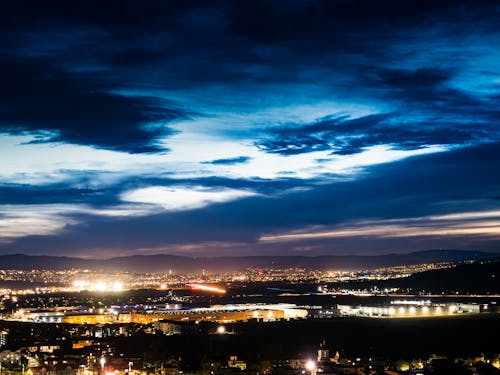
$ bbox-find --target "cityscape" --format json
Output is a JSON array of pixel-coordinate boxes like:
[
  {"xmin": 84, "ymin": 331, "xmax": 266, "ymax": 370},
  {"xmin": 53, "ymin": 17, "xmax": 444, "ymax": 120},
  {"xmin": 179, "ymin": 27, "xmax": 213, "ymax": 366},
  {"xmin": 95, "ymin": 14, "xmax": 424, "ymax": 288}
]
[
  {"xmin": 0, "ymin": 255, "xmax": 499, "ymax": 374},
  {"xmin": 1, "ymin": 1, "xmax": 500, "ymax": 374},
  {"xmin": 0, "ymin": 261, "xmax": 460, "ymax": 295}
]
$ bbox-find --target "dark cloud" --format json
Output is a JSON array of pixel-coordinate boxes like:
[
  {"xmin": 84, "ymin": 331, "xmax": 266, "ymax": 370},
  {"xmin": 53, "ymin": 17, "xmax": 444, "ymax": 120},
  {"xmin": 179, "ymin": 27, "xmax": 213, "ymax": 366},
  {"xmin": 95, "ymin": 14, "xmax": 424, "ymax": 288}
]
[
  {"xmin": 2, "ymin": 0, "xmax": 499, "ymax": 90},
  {"xmin": 256, "ymin": 110, "xmax": 495, "ymax": 156},
  {"xmin": 0, "ymin": 184, "xmax": 105, "ymax": 205},
  {"xmin": 2, "ymin": 142, "xmax": 499, "ymax": 255},
  {"xmin": 372, "ymin": 68, "xmax": 452, "ymax": 89},
  {"xmin": 1, "ymin": 0, "xmax": 500, "ymax": 256},
  {"xmin": 1, "ymin": 1, "xmax": 499, "ymax": 107},
  {"xmin": 0, "ymin": 59, "xmax": 189, "ymax": 153},
  {"xmin": 257, "ymin": 65, "xmax": 500, "ymax": 156},
  {"xmin": 202, "ymin": 156, "xmax": 252, "ymax": 165},
  {"xmin": 0, "ymin": 174, "xmax": 305, "ymax": 208}
]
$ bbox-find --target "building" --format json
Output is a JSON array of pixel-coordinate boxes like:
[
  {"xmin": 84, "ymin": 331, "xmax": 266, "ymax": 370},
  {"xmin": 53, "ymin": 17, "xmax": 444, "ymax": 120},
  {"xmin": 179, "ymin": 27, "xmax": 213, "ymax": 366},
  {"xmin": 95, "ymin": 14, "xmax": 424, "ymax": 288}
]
[
  {"xmin": 154, "ymin": 321, "xmax": 182, "ymax": 336},
  {"xmin": 228, "ymin": 356, "xmax": 246, "ymax": 371},
  {"xmin": 0, "ymin": 349, "xmax": 21, "ymax": 364},
  {"xmin": 337, "ymin": 302, "xmax": 482, "ymax": 318},
  {"xmin": 0, "ymin": 330, "xmax": 8, "ymax": 347},
  {"xmin": 10, "ymin": 303, "xmax": 308, "ymax": 325},
  {"xmin": 317, "ymin": 340, "xmax": 329, "ymax": 362}
]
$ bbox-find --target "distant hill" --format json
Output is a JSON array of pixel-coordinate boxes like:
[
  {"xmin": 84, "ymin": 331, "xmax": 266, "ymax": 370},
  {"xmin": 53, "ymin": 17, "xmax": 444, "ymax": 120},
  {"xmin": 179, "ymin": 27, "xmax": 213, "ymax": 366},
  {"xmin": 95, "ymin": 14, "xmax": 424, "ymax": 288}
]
[
  {"xmin": 0, "ymin": 250, "xmax": 497, "ymax": 272},
  {"xmin": 380, "ymin": 260, "xmax": 500, "ymax": 293}
]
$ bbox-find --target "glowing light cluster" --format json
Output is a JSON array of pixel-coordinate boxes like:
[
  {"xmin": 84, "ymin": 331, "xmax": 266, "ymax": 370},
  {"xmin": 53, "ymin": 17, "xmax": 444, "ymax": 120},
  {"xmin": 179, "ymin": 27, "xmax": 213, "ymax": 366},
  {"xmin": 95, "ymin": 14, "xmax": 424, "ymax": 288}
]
[
  {"xmin": 72, "ymin": 280, "xmax": 124, "ymax": 292},
  {"xmin": 305, "ymin": 360, "xmax": 316, "ymax": 372},
  {"xmin": 189, "ymin": 283, "xmax": 226, "ymax": 294}
]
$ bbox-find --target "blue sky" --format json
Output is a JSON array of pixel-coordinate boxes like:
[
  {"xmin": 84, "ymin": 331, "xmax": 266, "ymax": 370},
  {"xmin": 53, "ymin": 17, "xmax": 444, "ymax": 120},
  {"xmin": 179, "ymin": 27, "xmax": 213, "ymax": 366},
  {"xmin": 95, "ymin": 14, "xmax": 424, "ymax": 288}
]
[{"xmin": 0, "ymin": 0, "xmax": 499, "ymax": 257}]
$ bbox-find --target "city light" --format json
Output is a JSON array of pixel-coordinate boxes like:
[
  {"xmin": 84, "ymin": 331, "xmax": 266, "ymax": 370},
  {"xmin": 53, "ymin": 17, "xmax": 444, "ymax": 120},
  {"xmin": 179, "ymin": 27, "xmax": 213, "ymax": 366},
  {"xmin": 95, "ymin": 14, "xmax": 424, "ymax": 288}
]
[
  {"xmin": 73, "ymin": 280, "xmax": 88, "ymax": 290},
  {"xmin": 95, "ymin": 282, "xmax": 107, "ymax": 292},
  {"xmin": 112, "ymin": 281, "xmax": 123, "ymax": 291},
  {"xmin": 305, "ymin": 360, "xmax": 316, "ymax": 372},
  {"xmin": 190, "ymin": 284, "xmax": 226, "ymax": 294},
  {"xmin": 0, "ymin": 261, "xmax": 464, "ymax": 296},
  {"xmin": 0, "ymin": 2, "xmax": 498, "ymax": 374},
  {"xmin": 72, "ymin": 280, "xmax": 125, "ymax": 292}
]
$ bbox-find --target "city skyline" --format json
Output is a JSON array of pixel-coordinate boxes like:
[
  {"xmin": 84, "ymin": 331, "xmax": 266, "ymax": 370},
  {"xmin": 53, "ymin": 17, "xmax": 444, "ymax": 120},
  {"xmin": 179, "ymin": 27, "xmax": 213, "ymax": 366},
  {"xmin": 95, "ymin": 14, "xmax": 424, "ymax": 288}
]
[{"xmin": 1, "ymin": 0, "xmax": 500, "ymax": 257}]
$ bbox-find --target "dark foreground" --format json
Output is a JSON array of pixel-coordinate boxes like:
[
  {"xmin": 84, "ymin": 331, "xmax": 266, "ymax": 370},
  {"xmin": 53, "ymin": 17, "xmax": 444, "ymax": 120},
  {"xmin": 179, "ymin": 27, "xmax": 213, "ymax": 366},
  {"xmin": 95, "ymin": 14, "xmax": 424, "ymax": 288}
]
[
  {"xmin": 175, "ymin": 315, "xmax": 500, "ymax": 362},
  {"xmin": 3, "ymin": 314, "xmax": 498, "ymax": 368}
]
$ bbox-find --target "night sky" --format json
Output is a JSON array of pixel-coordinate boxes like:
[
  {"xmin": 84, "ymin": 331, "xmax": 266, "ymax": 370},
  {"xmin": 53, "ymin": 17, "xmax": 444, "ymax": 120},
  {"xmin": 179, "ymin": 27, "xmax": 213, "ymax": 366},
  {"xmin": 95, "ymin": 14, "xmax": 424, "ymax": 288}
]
[{"xmin": 1, "ymin": 0, "xmax": 499, "ymax": 258}]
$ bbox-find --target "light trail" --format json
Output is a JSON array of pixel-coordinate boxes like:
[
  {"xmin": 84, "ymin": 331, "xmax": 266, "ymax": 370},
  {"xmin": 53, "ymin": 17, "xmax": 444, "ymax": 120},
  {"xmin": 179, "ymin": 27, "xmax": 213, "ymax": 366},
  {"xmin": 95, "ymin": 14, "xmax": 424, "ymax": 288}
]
[{"xmin": 189, "ymin": 283, "xmax": 226, "ymax": 294}]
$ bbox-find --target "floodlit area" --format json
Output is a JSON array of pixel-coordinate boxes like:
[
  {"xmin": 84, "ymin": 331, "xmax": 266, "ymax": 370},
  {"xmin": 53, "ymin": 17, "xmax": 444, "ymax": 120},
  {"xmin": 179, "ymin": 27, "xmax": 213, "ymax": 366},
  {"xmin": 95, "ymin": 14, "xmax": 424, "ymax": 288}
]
[
  {"xmin": 338, "ymin": 302, "xmax": 481, "ymax": 318},
  {"xmin": 72, "ymin": 280, "xmax": 124, "ymax": 292},
  {"xmin": 7, "ymin": 303, "xmax": 309, "ymax": 325}
]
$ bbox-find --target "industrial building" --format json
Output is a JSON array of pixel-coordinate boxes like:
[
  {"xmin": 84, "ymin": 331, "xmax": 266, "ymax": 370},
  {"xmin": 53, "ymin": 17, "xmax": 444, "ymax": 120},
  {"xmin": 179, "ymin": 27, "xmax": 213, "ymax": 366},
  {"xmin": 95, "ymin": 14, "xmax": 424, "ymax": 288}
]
[
  {"xmin": 8, "ymin": 303, "xmax": 308, "ymax": 325},
  {"xmin": 337, "ymin": 301, "xmax": 481, "ymax": 318}
]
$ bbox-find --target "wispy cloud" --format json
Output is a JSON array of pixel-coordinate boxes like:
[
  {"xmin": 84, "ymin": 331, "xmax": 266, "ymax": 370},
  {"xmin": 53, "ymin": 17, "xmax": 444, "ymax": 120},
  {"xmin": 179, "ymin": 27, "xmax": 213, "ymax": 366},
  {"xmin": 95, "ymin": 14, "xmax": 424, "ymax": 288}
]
[
  {"xmin": 0, "ymin": 203, "xmax": 152, "ymax": 241},
  {"xmin": 1, "ymin": 0, "xmax": 500, "ymax": 255},
  {"xmin": 202, "ymin": 156, "xmax": 252, "ymax": 165},
  {"xmin": 260, "ymin": 210, "xmax": 500, "ymax": 243},
  {"xmin": 121, "ymin": 186, "xmax": 258, "ymax": 211}
]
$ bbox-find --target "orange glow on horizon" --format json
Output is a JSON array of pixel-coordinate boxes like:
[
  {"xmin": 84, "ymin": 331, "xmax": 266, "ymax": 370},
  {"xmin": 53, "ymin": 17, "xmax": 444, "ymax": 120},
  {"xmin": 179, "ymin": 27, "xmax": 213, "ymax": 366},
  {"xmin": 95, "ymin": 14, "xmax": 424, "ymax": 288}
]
[{"xmin": 189, "ymin": 283, "xmax": 226, "ymax": 294}]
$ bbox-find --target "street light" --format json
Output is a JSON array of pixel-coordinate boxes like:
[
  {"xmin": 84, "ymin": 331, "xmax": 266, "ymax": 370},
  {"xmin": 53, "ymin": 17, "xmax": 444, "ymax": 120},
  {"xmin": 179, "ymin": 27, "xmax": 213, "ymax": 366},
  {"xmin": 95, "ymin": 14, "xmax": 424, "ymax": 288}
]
[
  {"xmin": 100, "ymin": 357, "xmax": 106, "ymax": 375},
  {"xmin": 305, "ymin": 360, "xmax": 316, "ymax": 375}
]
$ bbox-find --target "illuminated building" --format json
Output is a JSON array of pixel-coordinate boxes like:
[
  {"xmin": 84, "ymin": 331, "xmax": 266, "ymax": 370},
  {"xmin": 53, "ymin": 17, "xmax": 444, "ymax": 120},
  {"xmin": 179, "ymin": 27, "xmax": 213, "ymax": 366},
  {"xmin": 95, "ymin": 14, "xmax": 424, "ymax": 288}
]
[
  {"xmin": 317, "ymin": 340, "xmax": 329, "ymax": 362},
  {"xmin": 337, "ymin": 302, "xmax": 481, "ymax": 318},
  {"xmin": 0, "ymin": 330, "xmax": 8, "ymax": 347},
  {"xmin": 228, "ymin": 356, "xmax": 246, "ymax": 370},
  {"xmin": 8, "ymin": 303, "xmax": 308, "ymax": 325},
  {"xmin": 154, "ymin": 321, "xmax": 182, "ymax": 335}
]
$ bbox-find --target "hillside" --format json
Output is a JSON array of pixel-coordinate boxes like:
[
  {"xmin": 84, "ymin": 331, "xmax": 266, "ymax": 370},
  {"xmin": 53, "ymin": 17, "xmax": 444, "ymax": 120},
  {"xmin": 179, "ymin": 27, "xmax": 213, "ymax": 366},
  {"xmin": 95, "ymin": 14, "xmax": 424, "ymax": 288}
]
[
  {"xmin": 381, "ymin": 260, "xmax": 500, "ymax": 294},
  {"xmin": 0, "ymin": 250, "xmax": 497, "ymax": 272}
]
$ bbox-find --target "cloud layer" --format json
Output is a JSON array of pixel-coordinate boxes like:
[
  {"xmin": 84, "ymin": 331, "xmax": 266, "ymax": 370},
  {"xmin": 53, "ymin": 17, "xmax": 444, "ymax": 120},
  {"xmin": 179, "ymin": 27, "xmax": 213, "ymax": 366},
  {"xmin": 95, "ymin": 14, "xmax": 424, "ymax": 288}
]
[{"xmin": 0, "ymin": 0, "xmax": 499, "ymax": 256}]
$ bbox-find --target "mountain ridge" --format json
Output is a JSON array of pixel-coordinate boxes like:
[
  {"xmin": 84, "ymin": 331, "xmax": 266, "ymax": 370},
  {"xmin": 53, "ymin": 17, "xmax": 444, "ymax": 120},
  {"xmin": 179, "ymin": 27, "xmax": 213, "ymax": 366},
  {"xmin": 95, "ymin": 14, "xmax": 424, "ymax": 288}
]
[{"xmin": 0, "ymin": 250, "xmax": 498, "ymax": 272}]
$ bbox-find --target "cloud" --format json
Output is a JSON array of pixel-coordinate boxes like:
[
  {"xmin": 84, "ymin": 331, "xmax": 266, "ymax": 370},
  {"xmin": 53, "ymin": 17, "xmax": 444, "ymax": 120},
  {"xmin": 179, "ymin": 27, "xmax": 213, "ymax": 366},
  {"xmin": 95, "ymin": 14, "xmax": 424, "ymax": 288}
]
[
  {"xmin": 0, "ymin": 184, "xmax": 105, "ymax": 205},
  {"xmin": 120, "ymin": 185, "xmax": 258, "ymax": 211},
  {"xmin": 256, "ymin": 112, "xmax": 467, "ymax": 156},
  {"xmin": 260, "ymin": 210, "xmax": 500, "ymax": 243},
  {"xmin": 1, "ymin": 0, "xmax": 500, "ymax": 256},
  {"xmin": 0, "ymin": 59, "xmax": 190, "ymax": 153},
  {"xmin": 256, "ymin": 65, "xmax": 500, "ymax": 156},
  {"xmin": 202, "ymin": 156, "xmax": 252, "ymax": 165},
  {"xmin": 0, "ymin": 203, "xmax": 151, "ymax": 242},
  {"xmin": 371, "ymin": 67, "xmax": 452, "ymax": 89},
  {"xmin": 1, "ymin": 141, "xmax": 499, "ymax": 255}
]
